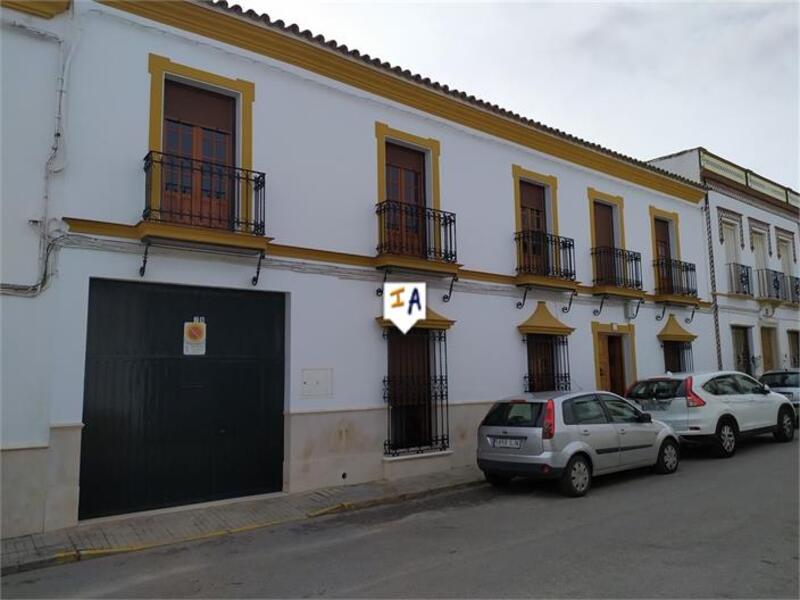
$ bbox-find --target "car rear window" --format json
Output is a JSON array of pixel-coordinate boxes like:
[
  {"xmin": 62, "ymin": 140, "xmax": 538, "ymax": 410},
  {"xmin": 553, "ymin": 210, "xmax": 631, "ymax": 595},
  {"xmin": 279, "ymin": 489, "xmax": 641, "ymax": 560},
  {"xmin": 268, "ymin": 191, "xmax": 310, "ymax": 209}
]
[
  {"xmin": 627, "ymin": 379, "xmax": 682, "ymax": 400},
  {"xmin": 482, "ymin": 402, "xmax": 544, "ymax": 428},
  {"xmin": 760, "ymin": 372, "xmax": 799, "ymax": 388}
]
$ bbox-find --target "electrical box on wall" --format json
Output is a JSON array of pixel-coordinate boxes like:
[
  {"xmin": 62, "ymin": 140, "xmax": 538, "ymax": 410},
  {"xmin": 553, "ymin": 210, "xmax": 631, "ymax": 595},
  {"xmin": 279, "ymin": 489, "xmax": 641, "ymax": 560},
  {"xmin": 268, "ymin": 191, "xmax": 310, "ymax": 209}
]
[{"xmin": 301, "ymin": 368, "xmax": 333, "ymax": 397}]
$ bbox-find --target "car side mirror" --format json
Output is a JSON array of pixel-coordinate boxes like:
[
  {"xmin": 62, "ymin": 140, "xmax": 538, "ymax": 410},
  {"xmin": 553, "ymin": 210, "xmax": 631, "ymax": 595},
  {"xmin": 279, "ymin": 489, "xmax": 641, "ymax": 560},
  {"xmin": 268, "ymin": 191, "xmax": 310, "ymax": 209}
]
[
  {"xmin": 761, "ymin": 384, "xmax": 770, "ymax": 394},
  {"xmin": 637, "ymin": 412, "xmax": 652, "ymax": 423}
]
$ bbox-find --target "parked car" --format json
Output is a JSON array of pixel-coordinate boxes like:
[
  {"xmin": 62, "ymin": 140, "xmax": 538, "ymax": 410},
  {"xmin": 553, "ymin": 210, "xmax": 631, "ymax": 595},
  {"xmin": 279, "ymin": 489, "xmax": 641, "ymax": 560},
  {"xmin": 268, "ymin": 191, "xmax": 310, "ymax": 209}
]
[
  {"xmin": 759, "ymin": 369, "xmax": 799, "ymax": 426},
  {"xmin": 476, "ymin": 391, "xmax": 680, "ymax": 497},
  {"xmin": 626, "ymin": 371, "xmax": 795, "ymax": 457}
]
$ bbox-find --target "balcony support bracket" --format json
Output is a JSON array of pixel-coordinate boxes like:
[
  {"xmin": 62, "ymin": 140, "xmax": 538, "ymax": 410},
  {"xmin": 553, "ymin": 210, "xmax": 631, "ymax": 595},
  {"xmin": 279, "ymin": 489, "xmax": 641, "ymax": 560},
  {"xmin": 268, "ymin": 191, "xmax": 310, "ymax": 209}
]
[
  {"xmin": 629, "ymin": 297, "xmax": 644, "ymax": 320},
  {"xmin": 251, "ymin": 251, "xmax": 265, "ymax": 286},
  {"xmin": 561, "ymin": 289, "xmax": 577, "ymax": 314},
  {"xmin": 376, "ymin": 269, "xmax": 391, "ymax": 297},
  {"xmin": 592, "ymin": 294, "xmax": 609, "ymax": 317},
  {"xmin": 138, "ymin": 241, "xmax": 151, "ymax": 277},
  {"xmin": 685, "ymin": 305, "xmax": 697, "ymax": 325},
  {"xmin": 655, "ymin": 303, "xmax": 667, "ymax": 321},
  {"xmin": 761, "ymin": 303, "xmax": 776, "ymax": 319},
  {"xmin": 443, "ymin": 274, "xmax": 458, "ymax": 303},
  {"xmin": 516, "ymin": 286, "xmax": 531, "ymax": 310}
]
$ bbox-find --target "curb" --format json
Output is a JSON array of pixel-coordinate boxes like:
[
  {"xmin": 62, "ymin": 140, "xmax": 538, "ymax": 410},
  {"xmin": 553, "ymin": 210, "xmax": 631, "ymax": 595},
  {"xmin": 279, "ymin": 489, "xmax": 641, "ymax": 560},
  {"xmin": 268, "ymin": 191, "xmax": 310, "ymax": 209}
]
[{"xmin": 2, "ymin": 478, "xmax": 484, "ymax": 576}]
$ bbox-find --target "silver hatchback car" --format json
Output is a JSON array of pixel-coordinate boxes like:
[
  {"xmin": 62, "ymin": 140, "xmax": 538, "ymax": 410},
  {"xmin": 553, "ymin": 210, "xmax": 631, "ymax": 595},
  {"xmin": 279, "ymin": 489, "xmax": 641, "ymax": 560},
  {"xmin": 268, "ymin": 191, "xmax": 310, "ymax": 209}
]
[{"xmin": 476, "ymin": 391, "xmax": 680, "ymax": 496}]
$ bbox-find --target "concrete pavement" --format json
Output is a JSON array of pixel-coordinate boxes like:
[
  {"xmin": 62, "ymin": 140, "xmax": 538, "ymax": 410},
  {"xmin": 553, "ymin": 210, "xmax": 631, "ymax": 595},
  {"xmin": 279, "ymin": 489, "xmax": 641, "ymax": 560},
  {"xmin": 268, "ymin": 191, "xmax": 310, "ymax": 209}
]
[{"xmin": 2, "ymin": 436, "xmax": 798, "ymax": 598}]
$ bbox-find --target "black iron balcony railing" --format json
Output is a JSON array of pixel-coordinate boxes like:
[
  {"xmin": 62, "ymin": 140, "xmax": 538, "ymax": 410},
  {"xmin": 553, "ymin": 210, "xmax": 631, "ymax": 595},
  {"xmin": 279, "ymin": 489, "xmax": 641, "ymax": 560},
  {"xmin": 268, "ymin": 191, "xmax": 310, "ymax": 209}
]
[
  {"xmin": 727, "ymin": 263, "xmax": 752, "ymax": 296},
  {"xmin": 376, "ymin": 200, "xmax": 457, "ymax": 263},
  {"xmin": 756, "ymin": 268, "xmax": 790, "ymax": 301},
  {"xmin": 515, "ymin": 231, "xmax": 576, "ymax": 280},
  {"xmin": 143, "ymin": 151, "xmax": 266, "ymax": 235},
  {"xmin": 591, "ymin": 246, "xmax": 643, "ymax": 289},
  {"xmin": 791, "ymin": 276, "xmax": 800, "ymax": 304},
  {"xmin": 383, "ymin": 375, "xmax": 449, "ymax": 456},
  {"xmin": 653, "ymin": 258, "xmax": 698, "ymax": 297}
]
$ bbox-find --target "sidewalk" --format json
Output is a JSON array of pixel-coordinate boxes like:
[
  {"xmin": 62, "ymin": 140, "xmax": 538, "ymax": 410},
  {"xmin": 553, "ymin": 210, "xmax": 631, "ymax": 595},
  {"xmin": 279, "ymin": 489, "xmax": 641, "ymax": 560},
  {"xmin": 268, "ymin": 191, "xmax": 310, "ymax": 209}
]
[{"xmin": 1, "ymin": 465, "xmax": 483, "ymax": 575}]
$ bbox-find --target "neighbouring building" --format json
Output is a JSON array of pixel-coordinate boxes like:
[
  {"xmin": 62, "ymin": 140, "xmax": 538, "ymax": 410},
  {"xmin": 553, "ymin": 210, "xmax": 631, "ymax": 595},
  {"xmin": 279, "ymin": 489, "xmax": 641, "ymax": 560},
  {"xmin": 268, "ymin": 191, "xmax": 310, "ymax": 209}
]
[
  {"xmin": 2, "ymin": 0, "xmax": 715, "ymax": 538},
  {"xmin": 650, "ymin": 149, "xmax": 800, "ymax": 376}
]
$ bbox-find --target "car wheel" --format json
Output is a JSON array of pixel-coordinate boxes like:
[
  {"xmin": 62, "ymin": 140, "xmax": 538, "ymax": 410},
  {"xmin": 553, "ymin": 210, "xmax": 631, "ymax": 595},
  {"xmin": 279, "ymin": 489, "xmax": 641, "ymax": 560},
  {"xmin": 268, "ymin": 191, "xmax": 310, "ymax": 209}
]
[
  {"xmin": 714, "ymin": 419, "xmax": 737, "ymax": 458},
  {"xmin": 484, "ymin": 471, "xmax": 511, "ymax": 487},
  {"xmin": 654, "ymin": 438, "xmax": 680, "ymax": 474},
  {"xmin": 773, "ymin": 408, "xmax": 795, "ymax": 443},
  {"xmin": 559, "ymin": 454, "xmax": 591, "ymax": 497}
]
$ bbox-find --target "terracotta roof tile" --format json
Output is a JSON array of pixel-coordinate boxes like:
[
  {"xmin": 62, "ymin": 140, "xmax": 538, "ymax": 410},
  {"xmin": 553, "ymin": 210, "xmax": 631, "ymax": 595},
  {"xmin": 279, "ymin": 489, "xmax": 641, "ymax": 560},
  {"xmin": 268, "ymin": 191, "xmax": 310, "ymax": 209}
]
[{"xmin": 201, "ymin": 0, "xmax": 705, "ymax": 191}]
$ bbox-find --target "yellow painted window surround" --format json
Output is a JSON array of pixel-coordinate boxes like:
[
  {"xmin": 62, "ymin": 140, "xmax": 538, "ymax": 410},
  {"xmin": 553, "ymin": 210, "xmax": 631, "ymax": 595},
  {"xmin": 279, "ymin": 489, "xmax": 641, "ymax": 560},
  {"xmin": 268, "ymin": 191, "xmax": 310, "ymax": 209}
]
[
  {"xmin": 648, "ymin": 206, "xmax": 682, "ymax": 261},
  {"xmin": 512, "ymin": 165, "xmax": 559, "ymax": 236},
  {"xmin": 147, "ymin": 54, "xmax": 255, "ymax": 221},
  {"xmin": 0, "ymin": 0, "xmax": 70, "ymax": 19},
  {"xmin": 590, "ymin": 321, "xmax": 638, "ymax": 390}
]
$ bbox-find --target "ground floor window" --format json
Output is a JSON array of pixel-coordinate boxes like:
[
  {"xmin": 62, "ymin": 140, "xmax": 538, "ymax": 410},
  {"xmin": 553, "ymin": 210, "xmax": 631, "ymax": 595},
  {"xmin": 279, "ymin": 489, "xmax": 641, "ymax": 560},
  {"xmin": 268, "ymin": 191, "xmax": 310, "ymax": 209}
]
[
  {"xmin": 525, "ymin": 334, "xmax": 571, "ymax": 392},
  {"xmin": 788, "ymin": 331, "xmax": 799, "ymax": 368},
  {"xmin": 663, "ymin": 341, "xmax": 693, "ymax": 373},
  {"xmin": 384, "ymin": 328, "xmax": 449, "ymax": 456}
]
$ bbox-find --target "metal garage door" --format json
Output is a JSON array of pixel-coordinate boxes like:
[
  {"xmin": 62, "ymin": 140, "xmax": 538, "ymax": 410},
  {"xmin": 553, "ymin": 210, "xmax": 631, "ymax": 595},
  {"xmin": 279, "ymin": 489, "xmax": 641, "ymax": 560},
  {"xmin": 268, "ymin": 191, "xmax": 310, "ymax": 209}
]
[{"xmin": 79, "ymin": 279, "xmax": 285, "ymax": 520}]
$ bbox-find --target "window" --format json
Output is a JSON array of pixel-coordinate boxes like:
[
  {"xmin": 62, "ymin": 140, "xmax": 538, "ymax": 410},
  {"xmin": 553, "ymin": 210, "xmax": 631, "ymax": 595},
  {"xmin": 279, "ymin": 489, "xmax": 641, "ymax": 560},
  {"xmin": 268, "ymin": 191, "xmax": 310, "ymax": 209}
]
[
  {"xmin": 525, "ymin": 334, "xmax": 570, "ymax": 392},
  {"xmin": 384, "ymin": 328, "xmax": 449, "ymax": 455},
  {"xmin": 563, "ymin": 396, "xmax": 608, "ymax": 425},
  {"xmin": 703, "ymin": 376, "xmax": 740, "ymax": 396},
  {"xmin": 626, "ymin": 379, "xmax": 682, "ymax": 401},
  {"xmin": 600, "ymin": 396, "xmax": 640, "ymax": 423},
  {"xmin": 482, "ymin": 402, "xmax": 544, "ymax": 428},
  {"xmin": 788, "ymin": 332, "xmax": 799, "ymax": 368},
  {"xmin": 733, "ymin": 374, "xmax": 763, "ymax": 394},
  {"xmin": 663, "ymin": 341, "xmax": 693, "ymax": 373},
  {"xmin": 760, "ymin": 371, "xmax": 799, "ymax": 388}
]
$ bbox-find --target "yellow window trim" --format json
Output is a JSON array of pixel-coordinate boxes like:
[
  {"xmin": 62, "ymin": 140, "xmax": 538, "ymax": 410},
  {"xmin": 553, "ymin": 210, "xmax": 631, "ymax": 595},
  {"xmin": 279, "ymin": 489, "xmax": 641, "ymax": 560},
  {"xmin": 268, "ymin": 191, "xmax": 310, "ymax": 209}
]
[
  {"xmin": 1, "ymin": 0, "xmax": 70, "ymax": 18},
  {"xmin": 100, "ymin": 1, "xmax": 704, "ymax": 205},
  {"xmin": 512, "ymin": 165, "xmax": 559, "ymax": 236},
  {"xmin": 147, "ymin": 53, "xmax": 255, "ymax": 221},
  {"xmin": 375, "ymin": 121, "xmax": 440, "ymax": 209},
  {"xmin": 657, "ymin": 314, "xmax": 697, "ymax": 343},
  {"xmin": 591, "ymin": 321, "xmax": 637, "ymax": 390},
  {"xmin": 375, "ymin": 307, "xmax": 454, "ymax": 331},
  {"xmin": 649, "ymin": 206, "xmax": 681, "ymax": 261},
  {"xmin": 517, "ymin": 301, "xmax": 574, "ymax": 336}
]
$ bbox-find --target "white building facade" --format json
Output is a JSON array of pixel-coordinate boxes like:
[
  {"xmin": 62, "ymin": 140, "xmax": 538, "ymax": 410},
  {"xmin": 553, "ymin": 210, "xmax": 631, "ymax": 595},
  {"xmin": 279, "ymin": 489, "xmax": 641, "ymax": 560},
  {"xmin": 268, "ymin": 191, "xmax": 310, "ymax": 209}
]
[
  {"xmin": 651, "ymin": 149, "xmax": 800, "ymax": 377},
  {"xmin": 2, "ymin": 0, "xmax": 715, "ymax": 538}
]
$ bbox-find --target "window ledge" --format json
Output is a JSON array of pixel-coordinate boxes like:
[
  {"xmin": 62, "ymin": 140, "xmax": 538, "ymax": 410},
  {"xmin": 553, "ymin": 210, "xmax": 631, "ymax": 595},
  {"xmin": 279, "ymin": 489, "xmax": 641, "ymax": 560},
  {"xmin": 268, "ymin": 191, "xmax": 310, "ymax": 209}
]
[{"xmin": 382, "ymin": 449, "xmax": 453, "ymax": 463}]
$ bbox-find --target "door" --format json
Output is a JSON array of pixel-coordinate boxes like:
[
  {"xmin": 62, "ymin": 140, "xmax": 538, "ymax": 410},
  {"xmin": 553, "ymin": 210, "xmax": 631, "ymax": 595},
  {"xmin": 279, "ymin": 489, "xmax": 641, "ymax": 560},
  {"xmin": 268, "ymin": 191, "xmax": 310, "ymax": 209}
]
[
  {"xmin": 753, "ymin": 232, "xmax": 768, "ymax": 271},
  {"xmin": 593, "ymin": 202, "xmax": 616, "ymax": 284},
  {"xmin": 654, "ymin": 218, "xmax": 673, "ymax": 293},
  {"xmin": 761, "ymin": 327, "xmax": 777, "ymax": 372},
  {"xmin": 563, "ymin": 395, "xmax": 619, "ymax": 473},
  {"xmin": 706, "ymin": 374, "xmax": 754, "ymax": 431},
  {"xmin": 385, "ymin": 142, "xmax": 426, "ymax": 258},
  {"xmin": 733, "ymin": 373, "xmax": 773, "ymax": 429},
  {"xmin": 519, "ymin": 181, "xmax": 548, "ymax": 275},
  {"xmin": 387, "ymin": 329, "xmax": 431, "ymax": 449},
  {"xmin": 598, "ymin": 334, "xmax": 626, "ymax": 396},
  {"xmin": 789, "ymin": 331, "xmax": 799, "ymax": 368},
  {"xmin": 600, "ymin": 395, "xmax": 659, "ymax": 467},
  {"xmin": 162, "ymin": 80, "xmax": 236, "ymax": 230},
  {"xmin": 732, "ymin": 326, "xmax": 752, "ymax": 375},
  {"xmin": 79, "ymin": 280, "xmax": 285, "ymax": 519}
]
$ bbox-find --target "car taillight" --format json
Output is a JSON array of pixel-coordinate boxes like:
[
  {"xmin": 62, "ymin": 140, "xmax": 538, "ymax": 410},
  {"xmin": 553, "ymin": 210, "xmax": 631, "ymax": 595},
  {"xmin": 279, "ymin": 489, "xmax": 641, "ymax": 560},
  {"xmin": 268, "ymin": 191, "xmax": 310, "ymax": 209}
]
[
  {"xmin": 685, "ymin": 376, "xmax": 706, "ymax": 407},
  {"xmin": 543, "ymin": 399, "xmax": 555, "ymax": 439}
]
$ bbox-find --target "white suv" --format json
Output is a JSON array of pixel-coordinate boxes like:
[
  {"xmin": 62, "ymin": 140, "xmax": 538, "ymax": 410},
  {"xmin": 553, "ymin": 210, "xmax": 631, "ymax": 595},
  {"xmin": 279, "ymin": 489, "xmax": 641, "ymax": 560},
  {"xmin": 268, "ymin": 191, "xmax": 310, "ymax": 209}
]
[{"xmin": 626, "ymin": 371, "xmax": 795, "ymax": 457}]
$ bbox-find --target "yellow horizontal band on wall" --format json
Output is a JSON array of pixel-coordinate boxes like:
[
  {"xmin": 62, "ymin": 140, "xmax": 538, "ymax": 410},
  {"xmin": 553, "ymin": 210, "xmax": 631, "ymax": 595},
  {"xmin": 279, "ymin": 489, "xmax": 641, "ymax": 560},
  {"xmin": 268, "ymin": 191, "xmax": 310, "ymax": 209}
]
[
  {"xmin": 100, "ymin": 0, "xmax": 705, "ymax": 204},
  {"xmin": 1, "ymin": 0, "xmax": 70, "ymax": 18}
]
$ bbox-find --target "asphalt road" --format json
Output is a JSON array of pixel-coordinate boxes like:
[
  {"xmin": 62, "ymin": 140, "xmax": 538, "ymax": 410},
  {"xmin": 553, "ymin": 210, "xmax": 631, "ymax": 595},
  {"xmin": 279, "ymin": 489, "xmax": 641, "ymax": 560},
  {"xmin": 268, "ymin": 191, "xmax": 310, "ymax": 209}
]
[{"xmin": 3, "ymin": 436, "xmax": 798, "ymax": 599}]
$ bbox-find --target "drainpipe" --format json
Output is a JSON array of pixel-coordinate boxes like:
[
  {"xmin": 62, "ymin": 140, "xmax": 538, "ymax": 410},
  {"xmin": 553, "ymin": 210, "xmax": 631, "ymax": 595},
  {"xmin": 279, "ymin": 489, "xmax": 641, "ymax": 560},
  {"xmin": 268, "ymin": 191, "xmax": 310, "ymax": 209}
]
[
  {"xmin": 703, "ymin": 190, "xmax": 723, "ymax": 369},
  {"xmin": 0, "ymin": 11, "xmax": 81, "ymax": 297}
]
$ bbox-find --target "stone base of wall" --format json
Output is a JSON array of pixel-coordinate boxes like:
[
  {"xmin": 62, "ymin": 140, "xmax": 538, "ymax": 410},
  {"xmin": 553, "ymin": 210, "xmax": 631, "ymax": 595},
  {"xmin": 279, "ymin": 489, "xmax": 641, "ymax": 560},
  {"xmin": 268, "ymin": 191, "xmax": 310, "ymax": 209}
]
[{"xmin": 1, "ymin": 424, "xmax": 82, "ymax": 538}]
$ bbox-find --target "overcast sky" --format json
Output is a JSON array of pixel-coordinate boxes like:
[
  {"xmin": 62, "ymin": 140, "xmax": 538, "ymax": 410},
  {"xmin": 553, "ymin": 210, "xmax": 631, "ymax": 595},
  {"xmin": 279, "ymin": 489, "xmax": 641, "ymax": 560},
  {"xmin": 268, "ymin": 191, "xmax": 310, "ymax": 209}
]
[{"xmin": 239, "ymin": 1, "xmax": 798, "ymax": 189}]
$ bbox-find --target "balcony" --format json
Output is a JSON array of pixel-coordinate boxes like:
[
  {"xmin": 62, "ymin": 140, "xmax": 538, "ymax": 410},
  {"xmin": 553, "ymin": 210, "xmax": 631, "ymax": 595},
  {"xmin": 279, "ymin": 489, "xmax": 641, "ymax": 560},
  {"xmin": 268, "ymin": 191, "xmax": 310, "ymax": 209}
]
[
  {"xmin": 653, "ymin": 258, "xmax": 698, "ymax": 301},
  {"xmin": 791, "ymin": 276, "xmax": 800, "ymax": 304},
  {"xmin": 756, "ymin": 268, "xmax": 790, "ymax": 302},
  {"xmin": 375, "ymin": 200, "xmax": 458, "ymax": 274},
  {"xmin": 727, "ymin": 263, "xmax": 752, "ymax": 296},
  {"xmin": 591, "ymin": 246, "xmax": 643, "ymax": 294},
  {"xmin": 514, "ymin": 231, "xmax": 577, "ymax": 289},
  {"xmin": 142, "ymin": 151, "xmax": 268, "ymax": 250}
]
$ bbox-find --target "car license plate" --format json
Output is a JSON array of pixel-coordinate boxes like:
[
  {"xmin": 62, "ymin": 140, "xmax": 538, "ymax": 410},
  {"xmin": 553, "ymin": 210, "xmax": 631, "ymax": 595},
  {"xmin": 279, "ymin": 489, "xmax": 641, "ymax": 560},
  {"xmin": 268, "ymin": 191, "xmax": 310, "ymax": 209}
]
[{"xmin": 493, "ymin": 437, "xmax": 522, "ymax": 449}]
